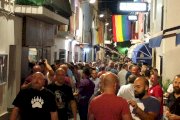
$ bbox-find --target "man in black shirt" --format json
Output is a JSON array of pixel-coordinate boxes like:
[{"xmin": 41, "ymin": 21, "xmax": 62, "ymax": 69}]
[
  {"xmin": 166, "ymin": 74, "xmax": 180, "ymax": 120},
  {"xmin": 10, "ymin": 72, "xmax": 58, "ymax": 120},
  {"xmin": 47, "ymin": 68, "xmax": 77, "ymax": 120}
]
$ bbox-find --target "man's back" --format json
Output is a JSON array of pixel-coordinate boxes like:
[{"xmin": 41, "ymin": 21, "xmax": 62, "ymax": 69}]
[
  {"xmin": 88, "ymin": 93, "xmax": 131, "ymax": 120},
  {"xmin": 118, "ymin": 69, "xmax": 127, "ymax": 85},
  {"xmin": 117, "ymin": 84, "xmax": 134, "ymax": 100}
]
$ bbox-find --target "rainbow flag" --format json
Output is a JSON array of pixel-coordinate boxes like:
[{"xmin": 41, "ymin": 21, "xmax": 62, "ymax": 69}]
[{"xmin": 112, "ymin": 15, "xmax": 132, "ymax": 42}]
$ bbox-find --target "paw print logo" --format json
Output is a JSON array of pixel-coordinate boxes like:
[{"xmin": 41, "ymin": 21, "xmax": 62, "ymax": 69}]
[{"xmin": 31, "ymin": 96, "xmax": 44, "ymax": 108}]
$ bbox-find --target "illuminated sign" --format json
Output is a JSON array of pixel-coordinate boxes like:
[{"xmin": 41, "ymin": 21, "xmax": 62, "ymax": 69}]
[
  {"xmin": 128, "ymin": 15, "xmax": 138, "ymax": 21},
  {"xmin": 119, "ymin": 2, "xmax": 148, "ymax": 12}
]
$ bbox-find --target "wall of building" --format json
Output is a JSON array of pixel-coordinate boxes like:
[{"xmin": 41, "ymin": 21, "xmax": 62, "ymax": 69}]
[
  {"xmin": 0, "ymin": 13, "xmax": 22, "ymax": 117},
  {"xmin": 162, "ymin": 0, "xmax": 180, "ymax": 82},
  {"xmin": 152, "ymin": 0, "xmax": 180, "ymax": 83}
]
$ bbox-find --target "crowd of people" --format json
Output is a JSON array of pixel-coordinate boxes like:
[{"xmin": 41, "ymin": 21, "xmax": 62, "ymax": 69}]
[{"xmin": 9, "ymin": 59, "xmax": 180, "ymax": 120}]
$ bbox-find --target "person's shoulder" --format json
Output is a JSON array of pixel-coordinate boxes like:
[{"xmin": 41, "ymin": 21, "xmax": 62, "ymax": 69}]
[
  {"xmin": 154, "ymin": 84, "xmax": 163, "ymax": 91},
  {"xmin": 168, "ymin": 92, "xmax": 176, "ymax": 99},
  {"xmin": 47, "ymin": 83, "xmax": 56, "ymax": 89},
  {"xmin": 148, "ymin": 96, "xmax": 160, "ymax": 103},
  {"xmin": 43, "ymin": 88, "xmax": 55, "ymax": 96},
  {"xmin": 20, "ymin": 88, "xmax": 33, "ymax": 93},
  {"xmin": 62, "ymin": 84, "xmax": 72, "ymax": 89}
]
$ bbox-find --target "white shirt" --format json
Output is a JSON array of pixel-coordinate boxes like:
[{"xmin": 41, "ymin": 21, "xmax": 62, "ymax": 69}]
[
  {"xmin": 117, "ymin": 69, "xmax": 127, "ymax": 86},
  {"xmin": 117, "ymin": 84, "xmax": 135, "ymax": 100},
  {"xmin": 90, "ymin": 77, "xmax": 100, "ymax": 93}
]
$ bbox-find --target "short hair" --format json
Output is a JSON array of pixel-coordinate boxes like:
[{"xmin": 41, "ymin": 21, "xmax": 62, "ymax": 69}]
[
  {"xmin": 128, "ymin": 75, "xmax": 137, "ymax": 84},
  {"xmin": 32, "ymin": 72, "xmax": 45, "ymax": 79},
  {"xmin": 136, "ymin": 77, "xmax": 149, "ymax": 87},
  {"xmin": 122, "ymin": 63, "xmax": 128, "ymax": 69},
  {"xmin": 83, "ymin": 67, "xmax": 91, "ymax": 77},
  {"xmin": 128, "ymin": 64, "xmax": 134, "ymax": 70},
  {"xmin": 174, "ymin": 74, "xmax": 180, "ymax": 80},
  {"xmin": 145, "ymin": 70, "xmax": 151, "ymax": 78},
  {"xmin": 143, "ymin": 77, "xmax": 149, "ymax": 87}
]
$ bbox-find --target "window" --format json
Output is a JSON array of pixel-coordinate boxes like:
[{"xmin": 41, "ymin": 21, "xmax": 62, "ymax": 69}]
[
  {"xmin": 0, "ymin": 55, "xmax": 8, "ymax": 84},
  {"xmin": 59, "ymin": 49, "xmax": 66, "ymax": 63}
]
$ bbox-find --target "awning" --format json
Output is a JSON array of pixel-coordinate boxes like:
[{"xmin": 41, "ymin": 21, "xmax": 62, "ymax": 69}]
[
  {"xmin": 131, "ymin": 43, "xmax": 152, "ymax": 65},
  {"xmin": 149, "ymin": 26, "xmax": 180, "ymax": 47},
  {"xmin": 149, "ymin": 31, "xmax": 163, "ymax": 48},
  {"xmin": 176, "ymin": 33, "xmax": 180, "ymax": 45},
  {"xmin": 149, "ymin": 35, "xmax": 163, "ymax": 48}
]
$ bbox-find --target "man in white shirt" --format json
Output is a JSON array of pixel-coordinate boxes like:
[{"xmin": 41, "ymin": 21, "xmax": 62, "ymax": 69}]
[
  {"xmin": 90, "ymin": 68, "xmax": 100, "ymax": 94},
  {"xmin": 117, "ymin": 75, "xmax": 137, "ymax": 100},
  {"xmin": 118, "ymin": 63, "xmax": 128, "ymax": 86}
]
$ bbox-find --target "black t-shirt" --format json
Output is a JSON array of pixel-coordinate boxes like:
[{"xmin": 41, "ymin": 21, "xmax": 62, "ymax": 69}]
[
  {"xmin": 47, "ymin": 83, "xmax": 75, "ymax": 120},
  {"xmin": 13, "ymin": 88, "xmax": 57, "ymax": 120},
  {"xmin": 167, "ymin": 93, "xmax": 180, "ymax": 115}
]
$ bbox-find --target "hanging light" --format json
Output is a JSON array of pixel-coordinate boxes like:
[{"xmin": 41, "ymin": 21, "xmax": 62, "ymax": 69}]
[
  {"xmin": 105, "ymin": 22, "xmax": 109, "ymax": 26},
  {"xmin": 89, "ymin": 0, "xmax": 96, "ymax": 4},
  {"xmin": 99, "ymin": 14, "xmax": 104, "ymax": 18}
]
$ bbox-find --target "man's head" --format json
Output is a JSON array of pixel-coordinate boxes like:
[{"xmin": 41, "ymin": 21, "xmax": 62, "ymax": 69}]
[
  {"xmin": 33, "ymin": 65, "xmax": 42, "ymax": 73},
  {"xmin": 82, "ymin": 67, "xmax": 91, "ymax": 78},
  {"xmin": 151, "ymin": 68, "xmax": 158, "ymax": 76},
  {"xmin": 149, "ymin": 74, "xmax": 158, "ymax": 86},
  {"xmin": 173, "ymin": 74, "xmax": 180, "ymax": 94},
  {"xmin": 131, "ymin": 65, "xmax": 140, "ymax": 76},
  {"xmin": 91, "ymin": 69, "xmax": 97, "ymax": 79},
  {"xmin": 109, "ymin": 61, "xmax": 114, "ymax": 68},
  {"xmin": 60, "ymin": 64, "xmax": 68, "ymax": 74},
  {"xmin": 134, "ymin": 77, "xmax": 149, "ymax": 99},
  {"xmin": 128, "ymin": 74, "xmax": 137, "ymax": 84},
  {"xmin": 101, "ymin": 72, "xmax": 119, "ymax": 93},
  {"xmin": 122, "ymin": 63, "xmax": 128, "ymax": 71},
  {"xmin": 54, "ymin": 68, "xmax": 66, "ymax": 85},
  {"xmin": 31, "ymin": 72, "xmax": 45, "ymax": 90},
  {"xmin": 141, "ymin": 65, "xmax": 147, "ymax": 73}
]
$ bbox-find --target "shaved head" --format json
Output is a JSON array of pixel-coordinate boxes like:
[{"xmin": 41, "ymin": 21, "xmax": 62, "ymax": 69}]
[
  {"xmin": 134, "ymin": 77, "xmax": 149, "ymax": 99},
  {"xmin": 60, "ymin": 64, "xmax": 68, "ymax": 73},
  {"xmin": 55, "ymin": 68, "xmax": 66, "ymax": 84},
  {"xmin": 101, "ymin": 72, "xmax": 119, "ymax": 93},
  {"xmin": 103, "ymin": 72, "xmax": 119, "ymax": 87},
  {"xmin": 33, "ymin": 65, "xmax": 42, "ymax": 73},
  {"xmin": 31, "ymin": 72, "xmax": 45, "ymax": 90}
]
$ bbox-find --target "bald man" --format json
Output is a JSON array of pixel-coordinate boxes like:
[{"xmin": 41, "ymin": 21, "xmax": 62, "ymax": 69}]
[
  {"xmin": 21, "ymin": 65, "xmax": 42, "ymax": 89},
  {"xmin": 88, "ymin": 72, "xmax": 132, "ymax": 120},
  {"xmin": 128, "ymin": 77, "xmax": 160, "ymax": 120},
  {"xmin": 47, "ymin": 68, "xmax": 77, "ymax": 120},
  {"xmin": 10, "ymin": 72, "xmax": 58, "ymax": 120}
]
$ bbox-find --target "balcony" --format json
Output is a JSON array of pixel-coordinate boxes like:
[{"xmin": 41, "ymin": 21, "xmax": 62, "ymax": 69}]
[{"xmin": 14, "ymin": 0, "xmax": 71, "ymax": 24}]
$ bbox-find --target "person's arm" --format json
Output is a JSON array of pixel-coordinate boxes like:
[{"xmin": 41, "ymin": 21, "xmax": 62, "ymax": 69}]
[
  {"xmin": 88, "ymin": 113, "xmax": 95, "ymax": 120},
  {"xmin": 168, "ymin": 114, "xmax": 180, "ymax": 120},
  {"xmin": 70, "ymin": 100, "xmax": 77, "ymax": 120},
  {"xmin": 88, "ymin": 106, "xmax": 95, "ymax": 120},
  {"xmin": 21, "ymin": 82, "xmax": 32, "ymax": 89},
  {"xmin": 50, "ymin": 111, "xmax": 58, "ymax": 120},
  {"xmin": 122, "ymin": 114, "xmax": 132, "ymax": 120},
  {"xmin": 128, "ymin": 100, "xmax": 158, "ymax": 120},
  {"xmin": 10, "ymin": 107, "xmax": 20, "ymax": 120},
  {"xmin": 44, "ymin": 59, "xmax": 54, "ymax": 76}
]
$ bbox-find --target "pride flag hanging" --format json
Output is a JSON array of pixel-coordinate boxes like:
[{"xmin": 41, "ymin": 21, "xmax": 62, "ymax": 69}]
[{"xmin": 112, "ymin": 15, "xmax": 132, "ymax": 42}]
